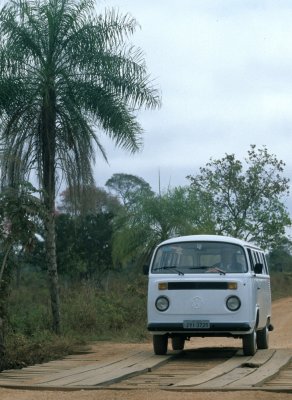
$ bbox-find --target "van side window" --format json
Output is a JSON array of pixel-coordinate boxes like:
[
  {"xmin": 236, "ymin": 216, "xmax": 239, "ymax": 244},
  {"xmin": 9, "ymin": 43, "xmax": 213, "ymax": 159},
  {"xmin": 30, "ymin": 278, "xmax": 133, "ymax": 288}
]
[
  {"xmin": 263, "ymin": 255, "xmax": 269, "ymax": 274},
  {"xmin": 254, "ymin": 251, "xmax": 260, "ymax": 264},
  {"xmin": 249, "ymin": 249, "xmax": 266, "ymax": 273},
  {"xmin": 253, "ymin": 251, "xmax": 267, "ymax": 274},
  {"xmin": 247, "ymin": 248, "xmax": 254, "ymax": 270},
  {"xmin": 258, "ymin": 253, "xmax": 266, "ymax": 274},
  {"xmin": 248, "ymin": 249, "xmax": 260, "ymax": 271},
  {"xmin": 258, "ymin": 252, "xmax": 268, "ymax": 274}
]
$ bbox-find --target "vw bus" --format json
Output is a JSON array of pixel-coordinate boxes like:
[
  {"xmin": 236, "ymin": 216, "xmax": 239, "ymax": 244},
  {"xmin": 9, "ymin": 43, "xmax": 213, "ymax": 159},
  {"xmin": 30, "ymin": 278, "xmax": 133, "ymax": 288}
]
[{"xmin": 145, "ymin": 235, "xmax": 272, "ymax": 356}]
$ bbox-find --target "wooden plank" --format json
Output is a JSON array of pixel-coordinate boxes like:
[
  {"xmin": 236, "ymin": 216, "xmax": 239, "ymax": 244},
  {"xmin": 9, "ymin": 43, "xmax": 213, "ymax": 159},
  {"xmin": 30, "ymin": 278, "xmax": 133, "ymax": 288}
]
[
  {"xmin": 189, "ymin": 349, "xmax": 275, "ymax": 388},
  {"xmin": 0, "ymin": 349, "xmax": 139, "ymax": 386},
  {"xmin": 31, "ymin": 351, "xmax": 146, "ymax": 385},
  {"xmin": 228, "ymin": 349, "xmax": 292, "ymax": 388},
  {"xmin": 174, "ymin": 349, "xmax": 275, "ymax": 388},
  {"xmin": 111, "ymin": 351, "xmax": 227, "ymax": 390},
  {"xmin": 33, "ymin": 351, "xmax": 171, "ymax": 387},
  {"xmin": 198, "ymin": 366, "xmax": 256, "ymax": 388},
  {"xmin": 265, "ymin": 360, "xmax": 292, "ymax": 387},
  {"xmin": 69, "ymin": 355, "xmax": 169, "ymax": 386},
  {"xmin": 173, "ymin": 350, "xmax": 249, "ymax": 387}
]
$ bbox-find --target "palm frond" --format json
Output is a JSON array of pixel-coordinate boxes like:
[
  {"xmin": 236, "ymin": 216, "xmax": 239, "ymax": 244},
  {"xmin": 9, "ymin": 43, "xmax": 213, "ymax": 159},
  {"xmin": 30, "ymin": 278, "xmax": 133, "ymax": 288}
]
[{"xmin": 0, "ymin": 0, "xmax": 161, "ymax": 193}]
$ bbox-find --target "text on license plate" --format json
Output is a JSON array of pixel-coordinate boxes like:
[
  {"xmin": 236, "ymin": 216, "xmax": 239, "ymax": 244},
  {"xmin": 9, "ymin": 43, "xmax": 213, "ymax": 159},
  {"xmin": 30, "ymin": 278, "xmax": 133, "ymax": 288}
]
[{"xmin": 183, "ymin": 320, "xmax": 210, "ymax": 329}]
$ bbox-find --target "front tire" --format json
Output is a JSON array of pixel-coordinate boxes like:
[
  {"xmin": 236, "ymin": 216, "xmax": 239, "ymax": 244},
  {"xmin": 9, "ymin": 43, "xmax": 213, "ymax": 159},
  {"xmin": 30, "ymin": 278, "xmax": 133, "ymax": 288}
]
[
  {"xmin": 257, "ymin": 324, "xmax": 269, "ymax": 349},
  {"xmin": 242, "ymin": 330, "xmax": 257, "ymax": 356},
  {"xmin": 153, "ymin": 334, "xmax": 168, "ymax": 355}
]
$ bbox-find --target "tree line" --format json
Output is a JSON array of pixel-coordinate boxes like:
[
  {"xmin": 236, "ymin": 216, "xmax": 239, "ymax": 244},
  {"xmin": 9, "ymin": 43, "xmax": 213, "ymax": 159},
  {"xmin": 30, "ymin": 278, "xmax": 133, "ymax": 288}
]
[{"xmin": 4, "ymin": 145, "xmax": 291, "ymax": 290}]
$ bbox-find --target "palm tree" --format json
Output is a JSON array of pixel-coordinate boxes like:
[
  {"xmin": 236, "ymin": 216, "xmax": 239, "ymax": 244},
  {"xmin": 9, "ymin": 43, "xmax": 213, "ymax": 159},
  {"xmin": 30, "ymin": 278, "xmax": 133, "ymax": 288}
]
[
  {"xmin": 112, "ymin": 186, "xmax": 215, "ymax": 269},
  {"xmin": 0, "ymin": 0, "xmax": 160, "ymax": 333}
]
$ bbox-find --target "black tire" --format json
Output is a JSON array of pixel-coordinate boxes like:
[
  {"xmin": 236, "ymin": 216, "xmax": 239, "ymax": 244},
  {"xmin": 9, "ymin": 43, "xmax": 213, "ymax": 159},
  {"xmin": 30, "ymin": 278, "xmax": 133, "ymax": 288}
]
[
  {"xmin": 153, "ymin": 334, "xmax": 168, "ymax": 355},
  {"xmin": 256, "ymin": 324, "xmax": 269, "ymax": 349},
  {"xmin": 242, "ymin": 330, "xmax": 257, "ymax": 356},
  {"xmin": 171, "ymin": 336, "xmax": 185, "ymax": 351}
]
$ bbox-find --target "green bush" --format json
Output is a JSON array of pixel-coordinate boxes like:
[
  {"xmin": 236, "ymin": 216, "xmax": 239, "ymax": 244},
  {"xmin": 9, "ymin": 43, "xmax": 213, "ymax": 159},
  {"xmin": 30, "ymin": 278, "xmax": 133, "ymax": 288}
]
[{"xmin": 1, "ymin": 330, "xmax": 80, "ymax": 370}]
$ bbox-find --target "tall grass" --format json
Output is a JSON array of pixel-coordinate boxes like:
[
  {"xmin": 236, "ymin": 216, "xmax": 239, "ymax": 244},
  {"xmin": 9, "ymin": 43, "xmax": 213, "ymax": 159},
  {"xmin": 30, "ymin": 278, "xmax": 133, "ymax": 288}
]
[
  {"xmin": 1, "ymin": 270, "xmax": 148, "ymax": 370},
  {"xmin": 270, "ymin": 271, "xmax": 292, "ymax": 300},
  {"xmin": 60, "ymin": 277, "xmax": 148, "ymax": 341}
]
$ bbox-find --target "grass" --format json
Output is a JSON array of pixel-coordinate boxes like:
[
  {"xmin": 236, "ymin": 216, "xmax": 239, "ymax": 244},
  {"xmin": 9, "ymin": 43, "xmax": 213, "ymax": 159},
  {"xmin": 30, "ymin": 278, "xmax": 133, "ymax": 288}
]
[
  {"xmin": 270, "ymin": 271, "xmax": 292, "ymax": 300},
  {"xmin": 1, "ymin": 269, "xmax": 149, "ymax": 371},
  {"xmin": 60, "ymin": 278, "xmax": 148, "ymax": 341},
  {"xmin": 0, "ymin": 269, "xmax": 291, "ymax": 371}
]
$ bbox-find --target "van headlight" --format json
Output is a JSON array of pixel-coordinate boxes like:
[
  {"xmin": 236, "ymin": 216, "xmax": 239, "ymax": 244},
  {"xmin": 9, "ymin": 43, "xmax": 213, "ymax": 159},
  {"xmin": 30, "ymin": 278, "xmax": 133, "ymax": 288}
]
[
  {"xmin": 226, "ymin": 296, "xmax": 241, "ymax": 311},
  {"xmin": 155, "ymin": 296, "xmax": 169, "ymax": 312}
]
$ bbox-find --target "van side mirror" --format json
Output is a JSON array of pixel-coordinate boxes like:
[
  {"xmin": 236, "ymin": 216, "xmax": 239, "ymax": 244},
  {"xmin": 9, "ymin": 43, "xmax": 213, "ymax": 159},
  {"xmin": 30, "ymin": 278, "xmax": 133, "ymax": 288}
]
[
  {"xmin": 254, "ymin": 263, "xmax": 263, "ymax": 274},
  {"xmin": 143, "ymin": 265, "xmax": 149, "ymax": 275}
]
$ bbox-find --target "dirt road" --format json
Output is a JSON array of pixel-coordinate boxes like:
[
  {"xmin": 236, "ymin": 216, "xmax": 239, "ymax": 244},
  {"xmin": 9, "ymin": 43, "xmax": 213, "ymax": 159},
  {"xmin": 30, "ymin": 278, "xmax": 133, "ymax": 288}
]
[{"xmin": 0, "ymin": 297, "xmax": 292, "ymax": 400}]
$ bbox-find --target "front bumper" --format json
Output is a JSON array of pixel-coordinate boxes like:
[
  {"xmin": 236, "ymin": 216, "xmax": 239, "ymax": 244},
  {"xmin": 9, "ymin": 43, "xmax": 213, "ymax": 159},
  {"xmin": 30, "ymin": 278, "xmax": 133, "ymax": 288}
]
[{"xmin": 148, "ymin": 322, "xmax": 251, "ymax": 334}]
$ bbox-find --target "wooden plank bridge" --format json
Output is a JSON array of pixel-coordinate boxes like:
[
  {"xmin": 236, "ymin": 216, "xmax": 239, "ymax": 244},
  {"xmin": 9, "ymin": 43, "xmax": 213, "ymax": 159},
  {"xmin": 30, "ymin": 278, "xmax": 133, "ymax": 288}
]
[{"xmin": 0, "ymin": 346, "xmax": 291, "ymax": 392}]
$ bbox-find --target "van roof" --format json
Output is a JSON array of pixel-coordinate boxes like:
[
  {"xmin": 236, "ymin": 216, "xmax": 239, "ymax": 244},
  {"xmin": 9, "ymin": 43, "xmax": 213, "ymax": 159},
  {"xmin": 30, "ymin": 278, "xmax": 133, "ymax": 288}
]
[{"xmin": 158, "ymin": 234, "xmax": 261, "ymax": 250}]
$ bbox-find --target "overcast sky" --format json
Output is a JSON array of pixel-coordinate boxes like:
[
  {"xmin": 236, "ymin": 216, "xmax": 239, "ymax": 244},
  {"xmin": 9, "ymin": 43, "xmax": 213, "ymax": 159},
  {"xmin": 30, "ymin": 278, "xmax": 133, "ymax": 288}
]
[
  {"xmin": 1, "ymin": 0, "xmax": 292, "ymax": 208},
  {"xmin": 92, "ymin": 0, "xmax": 292, "ymax": 211}
]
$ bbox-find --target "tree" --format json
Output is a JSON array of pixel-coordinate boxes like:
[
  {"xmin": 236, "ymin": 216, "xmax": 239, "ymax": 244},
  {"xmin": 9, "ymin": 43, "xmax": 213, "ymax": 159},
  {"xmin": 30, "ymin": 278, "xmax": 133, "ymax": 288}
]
[
  {"xmin": 106, "ymin": 173, "xmax": 154, "ymax": 208},
  {"xmin": 268, "ymin": 238, "xmax": 292, "ymax": 272},
  {"xmin": 0, "ymin": 0, "xmax": 160, "ymax": 333},
  {"xmin": 58, "ymin": 185, "xmax": 121, "ymax": 216},
  {"xmin": 112, "ymin": 185, "xmax": 215, "ymax": 268},
  {"xmin": 55, "ymin": 212, "xmax": 114, "ymax": 285},
  {"xmin": 0, "ymin": 182, "xmax": 43, "ymax": 354},
  {"xmin": 187, "ymin": 145, "xmax": 291, "ymax": 249}
]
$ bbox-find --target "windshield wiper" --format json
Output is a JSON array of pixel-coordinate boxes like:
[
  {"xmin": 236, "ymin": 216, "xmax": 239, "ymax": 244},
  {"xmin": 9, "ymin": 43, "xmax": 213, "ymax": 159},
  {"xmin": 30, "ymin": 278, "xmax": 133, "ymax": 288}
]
[
  {"xmin": 190, "ymin": 266, "xmax": 226, "ymax": 275},
  {"xmin": 155, "ymin": 266, "xmax": 184, "ymax": 275}
]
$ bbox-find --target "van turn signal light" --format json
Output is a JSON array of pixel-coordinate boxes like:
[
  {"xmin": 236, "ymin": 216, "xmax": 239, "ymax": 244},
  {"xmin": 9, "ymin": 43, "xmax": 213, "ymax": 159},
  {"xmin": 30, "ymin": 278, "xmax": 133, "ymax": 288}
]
[
  {"xmin": 227, "ymin": 282, "xmax": 238, "ymax": 290},
  {"xmin": 158, "ymin": 282, "xmax": 168, "ymax": 290}
]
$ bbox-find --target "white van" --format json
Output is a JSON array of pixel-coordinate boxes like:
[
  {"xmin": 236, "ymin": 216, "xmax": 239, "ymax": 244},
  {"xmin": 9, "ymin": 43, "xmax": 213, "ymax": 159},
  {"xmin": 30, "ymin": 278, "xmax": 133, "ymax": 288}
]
[{"xmin": 145, "ymin": 235, "xmax": 272, "ymax": 356}]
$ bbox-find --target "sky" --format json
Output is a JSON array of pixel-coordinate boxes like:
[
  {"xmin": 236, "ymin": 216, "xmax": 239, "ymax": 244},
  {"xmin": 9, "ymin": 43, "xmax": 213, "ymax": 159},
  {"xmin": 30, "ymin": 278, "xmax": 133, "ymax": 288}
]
[
  {"xmin": 1, "ymin": 0, "xmax": 292, "ymax": 209},
  {"xmin": 91, "ymin": 0, "xmax": 292, "ymax": 211}
]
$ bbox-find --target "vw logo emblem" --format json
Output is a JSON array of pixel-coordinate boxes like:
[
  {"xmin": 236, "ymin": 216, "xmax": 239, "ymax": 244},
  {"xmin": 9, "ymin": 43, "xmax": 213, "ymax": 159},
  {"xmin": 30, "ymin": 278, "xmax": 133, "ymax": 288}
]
[{"xmin": 192, "ymin": 296, "xmax": 203, "ymax": 309}]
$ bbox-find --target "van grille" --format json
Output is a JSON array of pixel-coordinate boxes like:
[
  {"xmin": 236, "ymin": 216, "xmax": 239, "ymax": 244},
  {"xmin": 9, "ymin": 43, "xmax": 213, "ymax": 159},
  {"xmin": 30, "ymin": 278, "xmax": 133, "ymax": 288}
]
[{"xmin": 167, "ymin": 282, "xmax": 231, "ymax": 290}]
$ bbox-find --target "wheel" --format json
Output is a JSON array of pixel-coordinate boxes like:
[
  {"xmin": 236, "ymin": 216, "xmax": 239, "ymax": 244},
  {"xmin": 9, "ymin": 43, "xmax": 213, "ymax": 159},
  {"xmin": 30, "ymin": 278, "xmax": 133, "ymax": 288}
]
[
  {"xmin": 256, "ymin": 324, "xmax": 269, "ymax": 349},
  {"xmin": 153, "ymin": 334, "xmax": 168, "ymax": 355},
  {"xmin": 171, "ymin": 336, "xmax": 185, "ymax": 350},
  {"xmin": 242, "ymin": 330, "xmax": 257, "ymax": 356}
]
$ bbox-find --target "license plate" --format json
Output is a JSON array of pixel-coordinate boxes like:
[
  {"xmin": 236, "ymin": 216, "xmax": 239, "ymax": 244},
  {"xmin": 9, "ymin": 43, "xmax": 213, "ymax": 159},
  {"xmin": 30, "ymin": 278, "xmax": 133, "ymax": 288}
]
[{"xmin": 183, "ymin": 320, "xmax": 210, "ymax": 329}]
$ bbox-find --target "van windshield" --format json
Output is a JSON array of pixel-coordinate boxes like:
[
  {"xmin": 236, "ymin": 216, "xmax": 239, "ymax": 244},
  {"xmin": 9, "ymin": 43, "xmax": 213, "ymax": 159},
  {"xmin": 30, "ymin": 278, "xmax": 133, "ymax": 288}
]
[{"xmin": 152, "ymin": 241, "xmax": 248, "ymax": 274}]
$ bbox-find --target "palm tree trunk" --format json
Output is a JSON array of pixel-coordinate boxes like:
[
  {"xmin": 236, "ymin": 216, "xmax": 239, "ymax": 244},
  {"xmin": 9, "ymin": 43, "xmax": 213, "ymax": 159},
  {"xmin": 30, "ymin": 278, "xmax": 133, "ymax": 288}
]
[
  {"xmin": 41, "ymin": 86, "xmax": 61, "ymax": 334},
  {"xmin": 44, "ymin": 210, "xmax": 61, "ymax": 334},
  {"xmin": 0, "ymin": 316, "xmax": 4, "ymax": 357},
  {"xmin": 0, "ymin": 248, "xmax": 11, "ymax": 357},
  {"xmin": 0, "ymin": 245, "xmax": 11, "ymax": 284}
]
